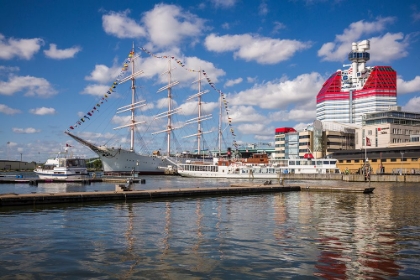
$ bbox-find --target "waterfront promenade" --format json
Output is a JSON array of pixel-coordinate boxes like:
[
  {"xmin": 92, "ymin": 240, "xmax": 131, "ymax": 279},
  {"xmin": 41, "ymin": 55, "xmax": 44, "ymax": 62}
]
[
  {"xmin": 280, "ymin": 173, "xmax": 420, "ymax": 182},
  {"xmin": 2, "ymin": 173, "xmax": 420, "ymax": 184}
]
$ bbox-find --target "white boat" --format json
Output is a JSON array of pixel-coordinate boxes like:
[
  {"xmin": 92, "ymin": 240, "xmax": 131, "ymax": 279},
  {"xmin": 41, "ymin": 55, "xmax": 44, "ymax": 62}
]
[
  {"xmin": 177, "ymin": 153, "xmax": 340, "ymax": 179},
  {"xmin": 34, "ymin": 153, "xmax": 89, "ymax": 180}
]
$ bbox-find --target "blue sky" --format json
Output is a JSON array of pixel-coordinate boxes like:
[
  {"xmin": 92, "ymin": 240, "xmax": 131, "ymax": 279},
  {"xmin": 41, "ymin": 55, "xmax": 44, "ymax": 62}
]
[{"xmin": 1, "ymin": 0, "xmax": 420, "ymax": 163}]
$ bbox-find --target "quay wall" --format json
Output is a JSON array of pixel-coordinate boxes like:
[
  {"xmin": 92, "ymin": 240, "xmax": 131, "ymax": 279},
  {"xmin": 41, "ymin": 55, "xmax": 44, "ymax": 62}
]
[
  {"xmin": 280, "ymin": 174, "xmax": 420, "ymax": 182},
  {"xmin": 280, "ymin": 174, "xmax": 342, "ymax": 181}
]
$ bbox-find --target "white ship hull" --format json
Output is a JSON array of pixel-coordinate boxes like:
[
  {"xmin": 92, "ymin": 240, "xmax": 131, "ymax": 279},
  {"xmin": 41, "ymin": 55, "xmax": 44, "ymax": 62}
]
[
  {"xmin": 65, "ymin": 132, "xmax": 173, "ymax": 175},
  {"xmin": 96, "ymin": 147, "xmax": 170, "ymax": 175},
  {"xmin": 35, "ymin": 168, "xmax": 89, "ymax": 180}
]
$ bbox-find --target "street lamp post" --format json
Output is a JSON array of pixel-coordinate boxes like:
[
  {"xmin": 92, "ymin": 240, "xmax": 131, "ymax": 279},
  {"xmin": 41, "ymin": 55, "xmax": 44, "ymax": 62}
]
[
  {"xmin": 400, "ymin": 152, "xmax": 404, "ymax": 175},
  {"xmin": 19, "ymin": 153, "xmax": 22, "ymax": 170}
]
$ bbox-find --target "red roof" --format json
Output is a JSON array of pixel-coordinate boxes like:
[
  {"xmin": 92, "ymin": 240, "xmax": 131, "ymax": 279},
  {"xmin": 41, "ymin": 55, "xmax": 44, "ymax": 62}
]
[
  {"xmin": 316, "ymin": 66, "xmax": 397, "ymax": 104},
  {"xmin": 275, "ymin": 127, "xmax": 297, "ymax": 134}
]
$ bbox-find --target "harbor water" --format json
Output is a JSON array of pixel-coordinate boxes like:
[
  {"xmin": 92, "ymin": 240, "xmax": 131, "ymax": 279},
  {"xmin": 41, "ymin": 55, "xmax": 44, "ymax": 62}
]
[{"xmin": 1, "ymin": 173, "xmax": 420, "ymax": 279}]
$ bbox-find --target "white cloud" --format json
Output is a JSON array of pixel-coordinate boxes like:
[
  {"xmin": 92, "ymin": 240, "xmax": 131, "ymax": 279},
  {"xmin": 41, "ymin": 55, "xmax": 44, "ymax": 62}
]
[
  {"xmin": 294, "ymin": 122, "xmax": 311, "ymax": 131},
  {"xmin": 0, "ymin": 66, "xmax": 19, "ymax": 75},
  {"xmin": 229, "ymin": 72, "xmax": 323, "ymax": 110},
  {"xmin": 81, "ymin": 84, "xmax": 112, "ymax": 97},
  {"xmin": 368, "ymin": 33, "xmax": 410, "ymax": 63},
  {"xmin": 318, "ymin": 17, "xmax": 411, "ymax": 63},
  {"xmin": 137, "ymin": 50, "xmax": 226, "ymax": 86},
  {"xmin": 143, "ymin": 4, "xmax": 205, "ymax": 47},
  {"xmin": 225, "ymin": 106, "xmax": 266, "ymax": 123},
  {"xmin": 102, "ymin": 5, "xmax": 206, "ymax": 48},
  {"xmin": 0, "ymin": 104, "xmax": 21, "ymax": 115},
  {"xmin": 222, "ymin": 22, "xmax": 230, "ymax": 30},
  {"xmin": 6, "ymin": 141, "xmax": 17, "ymax": 147},
  {"xmin": 85, "ymin": 64, "xmax": 121, "ymax": 84},
  {"xmin": 224, "ymin": 77, "xmax": 243, "ymax": 87},
  {"xmin": 102, "ymin": 10, "xmax": 146, "ymax": 39},
  {"xmin": 210, "ymin": 0, "xmax": 237, "ymax": 8},
  {"xmin": 0, "ymin": 34, "xmax": 43, "ymax": 60},
  {"xmin": 156, "ymin": 97, "xmax": 179, "ymax": 110},
  {"xmin": 268, "ymin": 108, "xmax": 316, "ymax": 123},
  {"xmin": 259, "ymin": 2, "xmax": 268, "ymax": 16},
  {"xmin": 82, "ymin": 49, "xmax": 225, "ymax": 100},
  {"xmin": 288, "ymin": 108, "xmax": 316, "ymax": 122},
  {"xmin": 44, "ymin": 44, "xmax": 82, "ymax": 59},
  {"xmin": 29, "ymin": 107, "xmax": 56, "ymax": 115},
  {"xmin": 397, "ymin": 76, "xmax": 420, "ymax": 94},
  {"xmin": 177, "ymin": 100, "xmax": 218, "ymax": 116},
  {"xmin": 205, "ymin": 33, "xmax": 311, "ymax": 64},
  {"xmin": 237, "ymin": 123, "xmax": 267, "ymax": 135},
  {"xmin": 247, "ymin": 77, "xmax": 257, "ymax": 83},
  {"xmin": 0, "ymin": 75, "xmax": 57, "ymax": 97},
  {"xmin": 403, "ymin": 96, "xmax": 420, "ymax": 112},
  {"xmin": 272, "ymin": 21, "xmax": 286, "ymax": 34},
  {"xmin": 411, "ymin": 5, "xmax": 420, "ymax": 22},
  {"xmin": 12, "ymin": 127, "xmax": 40, "ymax": 134}
]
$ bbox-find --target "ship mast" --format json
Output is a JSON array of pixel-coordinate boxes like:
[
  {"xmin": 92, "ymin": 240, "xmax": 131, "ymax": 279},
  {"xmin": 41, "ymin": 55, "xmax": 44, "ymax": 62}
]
[
  {"xmin": 184, "ymin": 69, "xmax": 211, "ymax": 155},
  {"xmin": 154, "ymin": 59, "xmax": 181, "ymax": 157},
  {"xmin": 218, "ymin": 91, "xmax": 222, "ymax": 156},
  {"xmin": 130, "ymin": 44, "xmax": 136, "ymax": 151},
  {"xmin": 113, "ymin": 44, "xmax": 146, "ymax": 151},
  {"xmin": 166, "ymin": 60, "xmax": 172, "ymax": 156}
]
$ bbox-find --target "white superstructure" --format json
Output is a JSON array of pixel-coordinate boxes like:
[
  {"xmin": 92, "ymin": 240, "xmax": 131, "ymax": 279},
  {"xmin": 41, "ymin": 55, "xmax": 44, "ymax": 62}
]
[
  {"xmin": 34, "ymin": 155, "xmax": 88, "ymax": 180},
  {"xmin": 316, "ymin": 40, "xmax": 397, "ymax": 125},
  {"xmin": 177, "ymin": 156, "xmax": 340, "ymax": 179}
]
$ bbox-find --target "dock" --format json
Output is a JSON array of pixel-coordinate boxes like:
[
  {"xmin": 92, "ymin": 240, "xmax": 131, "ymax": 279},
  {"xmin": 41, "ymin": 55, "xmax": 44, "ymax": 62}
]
[
  {"xmin": 0, "ymin": 185, "xmax": 300, "ymax": 207},
  {"xmin": 0, "ymin": 181, "xmax": 375, "ymax": 207},
  {"xmin": 230, "ymin": 182, "xmax": 375, "ymax": 194},
  {"xmin": 300, "ymin": 185, "xmax": 375, "ymax": 194}
]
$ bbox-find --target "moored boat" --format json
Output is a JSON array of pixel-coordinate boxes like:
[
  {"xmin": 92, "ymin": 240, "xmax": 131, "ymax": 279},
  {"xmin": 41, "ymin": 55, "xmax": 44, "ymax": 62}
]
[
  {"xmin": 177, "ymin": 153, "xmax": 340, "ymax": 179},
  {"xmin": 34, "ymin": 155, "xmax": 89, "ymax": 180}
]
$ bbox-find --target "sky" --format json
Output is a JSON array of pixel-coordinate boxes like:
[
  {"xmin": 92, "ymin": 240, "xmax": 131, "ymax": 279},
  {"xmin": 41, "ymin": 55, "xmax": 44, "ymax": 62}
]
[{"xmin": 1, "ymin": 0, "xmax": 420, "ymax": 163}]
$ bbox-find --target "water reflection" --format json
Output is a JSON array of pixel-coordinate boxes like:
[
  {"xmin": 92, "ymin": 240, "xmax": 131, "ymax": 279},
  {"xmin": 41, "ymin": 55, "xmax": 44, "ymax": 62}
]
[
  {"xmin": 1, "ymin": 181, "xmax": 420, "ymax": 278},
  {"xmin": 312, "ymin": 190, "xmax": 403, "ymax": 279}
]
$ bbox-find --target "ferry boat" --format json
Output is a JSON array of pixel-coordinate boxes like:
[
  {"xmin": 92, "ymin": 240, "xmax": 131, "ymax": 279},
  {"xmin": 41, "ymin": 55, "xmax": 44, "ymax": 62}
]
[
  {"xmin": 177, "ymin": 153, "xmax": 340, "ymax": 179},
  {"xmin": 34, "ymin": 151, "xmax": 89, "ymax": 180}
]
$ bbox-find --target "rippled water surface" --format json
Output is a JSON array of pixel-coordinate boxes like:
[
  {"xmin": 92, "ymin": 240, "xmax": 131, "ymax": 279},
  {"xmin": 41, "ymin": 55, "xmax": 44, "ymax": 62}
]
[{"xmin": 1, "ymin": 174, "xmax": 420, "ymax": 279}]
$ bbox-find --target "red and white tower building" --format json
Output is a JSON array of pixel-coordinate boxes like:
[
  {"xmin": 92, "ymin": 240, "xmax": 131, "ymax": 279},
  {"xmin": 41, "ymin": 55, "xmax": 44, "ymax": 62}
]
[{"xmin": 316, "ymin": 40, "xmax": 397, "ymax": 125}]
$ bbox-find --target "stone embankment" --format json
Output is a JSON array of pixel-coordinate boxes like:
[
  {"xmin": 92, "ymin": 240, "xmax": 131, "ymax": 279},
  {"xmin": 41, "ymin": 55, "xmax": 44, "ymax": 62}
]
[{"xmin": 280, "ymin": 173, "xmax": 420, "ymax": 182}]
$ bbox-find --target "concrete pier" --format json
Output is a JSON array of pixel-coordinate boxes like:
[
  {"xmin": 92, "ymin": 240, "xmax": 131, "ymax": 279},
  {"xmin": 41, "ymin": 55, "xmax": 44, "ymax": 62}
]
[
  {"xmin": 300, "ymin": 185, "xmax": 375, "ymax": 193},
  {"xmin": 231, "ymin": 183, "xmax": 374, "ymax": 194}
]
